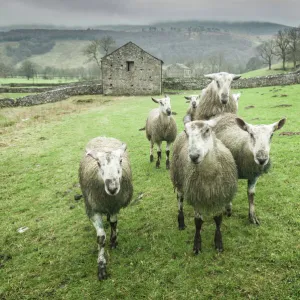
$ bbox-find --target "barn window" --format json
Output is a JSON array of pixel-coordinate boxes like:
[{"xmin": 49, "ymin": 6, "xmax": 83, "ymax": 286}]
[{"xmin": 127, "ymin": 61, "xmax": 134, "ymax": 71}]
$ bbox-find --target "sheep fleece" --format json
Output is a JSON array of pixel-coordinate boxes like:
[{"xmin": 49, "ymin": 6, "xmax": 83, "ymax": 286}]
[
  {"xmin": 170, "ymin": 132, "xmax": 238, "ymax": 214},
  {"xmin": 79, "ymin": 137, "xmax": 133, "ymax": 216}
]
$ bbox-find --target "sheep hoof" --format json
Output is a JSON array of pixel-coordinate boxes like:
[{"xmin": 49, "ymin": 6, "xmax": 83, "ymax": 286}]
[
  {"xmin": 98, "ymin": 262, "xmax": 108, "ymax": 280},
  {"xmin": 249, "ymin": 213, "xmax": 260, "ymax": 225},
  {"xmin": 193, "ymin": 247, "xmax": 201, "ymax": 255},
  {"xmin": 178, "ymin": 224, "xmax": 186, "ymax": 230},
  {"xmin": 150, "ymin": 155, "xmax": 154, "ymax": 162},
  {"xmin": 166, "ymin": 160, "xmax": 170, "ymax": 170},
  {"xmin": 110, "ymin": 240, "xmax": 118, "ymax": 249},
  {"xmin": 215, "ymin": 240, "xmax": 224, "ymax": 252}
]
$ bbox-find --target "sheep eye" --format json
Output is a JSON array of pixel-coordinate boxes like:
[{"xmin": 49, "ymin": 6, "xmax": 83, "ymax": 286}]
[
  {"xmin": 250, "ymin": 133, "xmax": 254, "ymax": 139},
  {"xmin": 216, "ymin": 81, "xmax": 220, "ymax": 88},
  {"xmin": 97, "ymin": 161, "xmax": 101, "ymax": 167},
  {"xmin": 120, "ymin": 158, "xmax": 123, "ymax": 163}
]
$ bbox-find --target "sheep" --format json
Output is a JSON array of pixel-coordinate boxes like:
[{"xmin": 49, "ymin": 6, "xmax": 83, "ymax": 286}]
[
  {"xmin": 194, "ymin": 72, "xmax": 241, "ymax": 120},
  {"xmin": 212, "ymin": 113, "xmax": 286, "ymax": 224},
  {"xmin": 144, "ymin": 95, "xmax": 177, "ymax": 169},
  {"xmin": 170, "ymin": 117, "xmax": 238, "ymax": 253},
  {"xmin": 184, "ymin": 88, "xmax": 206, "ymax": 121},
  {"xmin": 232, "ymin": 93, "xmax": 241, "ymax": 109},
  {"xmin": 79, "ymin": 137, "xmax": 133, "ymax": 280}
]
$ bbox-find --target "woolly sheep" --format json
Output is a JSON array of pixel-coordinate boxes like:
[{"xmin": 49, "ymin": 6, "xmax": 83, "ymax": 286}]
[
  {"xmin": 232, "ymin": 93, "xmax": 241, "ymax": 109},
  {"xmin": 212, "ymin": 113, "xmax": 286, "ymax": 224},
  {"xmin": 79, "ymin": 137, "xmax": 133, "ymax": 280},
  {"xmin": 184, "ymin": 88, "xmax": 206, "ymax": 121},
  {"xmin": 170, "ymin": 117, "xmax": 237, "ymax": 253},
  {"xmin": 144, "ymin": 95, "xmax": 177, "ymax": 169},
  {"xmin": 194, "ymin": 72, "xmax": 241, "ymax": 120}
]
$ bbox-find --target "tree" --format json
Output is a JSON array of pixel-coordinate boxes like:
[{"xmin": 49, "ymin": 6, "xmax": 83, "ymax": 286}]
[
  {"xmin": 83, "ymin": 40, "xmax": 102, "ymax": 70},
  {"xmin": 99, "ymin": 35, "xmax": 116, "ymax": 56},
  {"xmin": 275, "ymin": 29, "xmax": 290, "ymax": 70},
  {"xmin": 19, "ymin": 60, "xmax": 38, "ymax": 80},
  {"xmin": 245, "ymin": 56, "xmax": 264, "ymax": 72},
  {"xmin": 287, "ymin": 27, "xmax": 300, "ymax": 69},
  {"xmin": 256, "ymin": 40, "xmax": 276, "ymax": 70}
]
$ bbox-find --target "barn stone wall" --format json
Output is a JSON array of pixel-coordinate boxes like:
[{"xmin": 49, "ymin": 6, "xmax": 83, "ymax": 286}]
[{"xmin": 102, "ymin": 42, "xmax": 162, "ymax": 96}]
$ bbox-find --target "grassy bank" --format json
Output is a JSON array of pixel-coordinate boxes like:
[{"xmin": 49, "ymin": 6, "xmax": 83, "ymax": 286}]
[{"xmin": 0, "ymin": 86, "xmax": 299, "ymax": 299}]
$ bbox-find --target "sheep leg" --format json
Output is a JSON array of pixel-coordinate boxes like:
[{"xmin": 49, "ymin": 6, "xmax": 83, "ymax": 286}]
[
  {"xmin": 150, "ymin": 141, "xmax": 154, "ymax": 162},
  {"xmin": 156, "ymin": 142, "xmax": 162, "ymax": 168},
  {"xmin": 193, "ymin": 212, "xmax": 203, "ymax": 255},
  {"xmin": 177, "ymin": 192, "xmax": 185, "ymax": 230},
  {"xmin": 248, "ymin": 177, "xmax": 260, "ymax": 225},
  {"xmin": 213, "ymin": 214, "xmax": 223, "ymax": 252},
  {"xmin": 166, "ymin": 142, "xmax": 171, "ymax": 170},
  {"xmin": 109, "ymin": 214, "xmax": 118, "ymax": 249},
  {"xmin": 91, "ymin": 214, "xmax": 107, "ymax": 280}
]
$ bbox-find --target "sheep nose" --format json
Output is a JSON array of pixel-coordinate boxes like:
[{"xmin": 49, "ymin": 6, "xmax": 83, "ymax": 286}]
[
  {"xmin": 189, "ymin": 153, "xmax": 200, "ymax": 163},
  {"xmin": 192, "ymin": 102, "xmax": 196, "ymax": 108},
  {"xmin": 257, "ymin": 158, "xmax": 267, "ymax": 165},
  {"xmin": 108, "ymin": 187, "xmax": 118, "ymax": 195},
  {"xmin": 166, "ymin": 109, "xmax": 171, "ymax": 116}
]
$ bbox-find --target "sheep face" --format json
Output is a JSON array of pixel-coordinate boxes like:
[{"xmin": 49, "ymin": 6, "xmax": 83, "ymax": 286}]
[
  {"xmin": 86, "ymin": 144, "xmax": 127, "ymax": 196},
  {"xmin": 184, "ymin": 95, "xmax": 200, "ymax": 109},
  {"xmin": 152, "ymin": 95, "xmax": 172, "ymax": 116},
  {"xmin": 185, "ymin": 120, "xmax": 216, "ymax": 164},
  {"xmin": 232, "ymin": 93, "xmax": 241, "ymax": 109},
  {"xmin": 205, "ymin": 72, "xmax": 241, "ymax": 105},
  {"xmin": 236, "ymin": 118, "xmax": 286, "ymax": 166}
]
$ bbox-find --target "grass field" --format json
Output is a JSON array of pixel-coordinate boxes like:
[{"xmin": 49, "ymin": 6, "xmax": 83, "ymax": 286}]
[
  {"xmin": 0, "ymin": 77, "xmax": 78, "ymax": 85},
  {"xmin": 0, "ymin": 86, "xmax": 299, "ymax": 299},
  {"xmin": 0, "ymin": 93, "xmax": 35, "ymax": 100},
  {"xmin": 242, "ymin": 62, "xmax": 295, "ymax": 78}
]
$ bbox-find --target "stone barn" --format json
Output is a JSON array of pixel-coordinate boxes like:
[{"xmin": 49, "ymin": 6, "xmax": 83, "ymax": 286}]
[
  {"xmin": 165, "ymin": 63, "xmax": 192, "ymax": 78},
  {"xmin": 101, "ymin": 42, "xmax": 163, "ymax": 95}
]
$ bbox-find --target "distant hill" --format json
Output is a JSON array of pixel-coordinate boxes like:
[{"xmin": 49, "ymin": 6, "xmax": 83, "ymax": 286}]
[{"xmin": 0, "ymin": 21, "xmax": 290, "ymax": 70}]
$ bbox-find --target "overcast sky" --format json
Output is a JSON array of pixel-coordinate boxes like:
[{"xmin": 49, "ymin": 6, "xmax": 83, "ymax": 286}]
[{"xmin": 0, "ymin": 0, "xmax": 299, "ymax": 27}]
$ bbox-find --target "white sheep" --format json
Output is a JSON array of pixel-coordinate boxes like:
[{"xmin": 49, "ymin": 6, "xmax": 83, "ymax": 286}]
[
  {"xmin": 144, "ymin": 95, "xmax": 177, "ymax": 169},
  {"xmin": 212, "ymin": 113, "xmax": 286, "ymax": 224},
  {"xmin": 232, "ymin": 93, "xmax": 241, "ymax": 109},
  {"xmin": 170, "ymin": 117, "xmax": 237, "ymax": 253},
  {"xmin": 79, "ymin": 137, "xmax": 133, "ymax": 280},
  {"xmin": 194, "ymin": 72, "xmax": 241, "ymax": 120}
]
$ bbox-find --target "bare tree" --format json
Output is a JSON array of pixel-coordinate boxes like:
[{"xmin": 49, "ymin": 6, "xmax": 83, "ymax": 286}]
[
  {"xmin": 256, "ymin": 40, "xmax": 276, "ymax": 70},
  {"xmin": 287, "ymin": 27, "xmax": 300, "ymax": 69},
  {"xmin": 100, "ymin": 35, "xmax": 116, "ymax": 56},
  {"xmin": 83, "ymin": 40, "xmax": 102, "ymax": 70},
  {"xmin": 275, "ymin": 29, "xmax": 290, "ymax": 70}
]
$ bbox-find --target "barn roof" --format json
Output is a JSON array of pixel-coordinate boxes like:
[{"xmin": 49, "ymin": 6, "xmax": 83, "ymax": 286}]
[{"xmin": 101, "ymin": 41, "xmax": 164, "ymax": 63}]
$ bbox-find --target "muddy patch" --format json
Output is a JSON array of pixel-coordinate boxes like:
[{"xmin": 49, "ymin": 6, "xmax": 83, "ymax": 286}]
[
  {"xmin": 245, "ymin": 105, "xmax": 255, "ymax": 109},
  {"xmin": 279, "ymin": 132, "xmax": 300, "ymax": 136},
  {"xmin": 272, "ymin": 104, "xmax": 292, "ymax": 108}
]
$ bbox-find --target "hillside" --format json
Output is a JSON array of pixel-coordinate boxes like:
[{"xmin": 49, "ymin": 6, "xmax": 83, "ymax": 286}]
[{"xmin": 0, "ymin": 21, "xmax": 289, "ymax": 70}]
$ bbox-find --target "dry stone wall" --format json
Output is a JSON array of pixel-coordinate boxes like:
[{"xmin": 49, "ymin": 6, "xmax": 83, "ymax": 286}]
[
  {"xmin": 163, "ymin": 71, "xmax": 300, "ymax": 91},
  {"xmin": 0, "ymin": 84, "xmax": 102, "ymax": 108}
]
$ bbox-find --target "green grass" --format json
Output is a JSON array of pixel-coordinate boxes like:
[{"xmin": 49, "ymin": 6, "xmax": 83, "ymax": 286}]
[
  {"xmin": 0, "ymin": 86, "xmax": 299, "ymax": 299},
  {"xmin": 242, "ymin": 62, "xmax": 295, "ymax": 78},
  {"xmin": 0, "ymin": 93, "xmax": 35, "ymax": 99},
  {"xmin": 0, "ymin": 77, "xmax": 78, "ymax": 85}
]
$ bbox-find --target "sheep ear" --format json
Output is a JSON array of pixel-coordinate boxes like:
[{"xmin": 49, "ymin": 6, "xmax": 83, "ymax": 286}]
[
  {"xmin": 86, "ymin": 149, "xmax": 98, "ymax": 160},
  {"xmin": 272, "ymin": 118, "xmax": 286, "ymax": 132},
  {"xmin": 165, "ymin": 94, "xmax": 169, "ymax": 98},
  {"xmin": 205, "ymin": 119, "xmax": 218, "ymax": 128},
  {"xmin": 232, "ymin": 74, "xmax": 241, "ymax": 81},
  {"xmin": 151, "ymin": 97, "xmax": 159, "ymax": 104},
  {"xmin": 204, "ymin": 73, "xmax": 216, "ymax": 80},
  {"xmin": 184, "ymin": 122, "xmax": 191, "ymax": 135},
  {"xmin": 183, "ymin": 114, "xmax": 192, "ymax": 125},
  {"xmin": 235, "ymin": 118, "xmax": 249, "ymax": 132},
  {"xmin": 184, "ymin": 96, "xmax": 192, "ymax": 101}
]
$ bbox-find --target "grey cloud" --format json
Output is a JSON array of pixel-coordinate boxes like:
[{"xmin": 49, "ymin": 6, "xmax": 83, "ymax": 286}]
[{"xmin": 0, "ymin": 0, "xmax": 299, "ymax": 26}]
